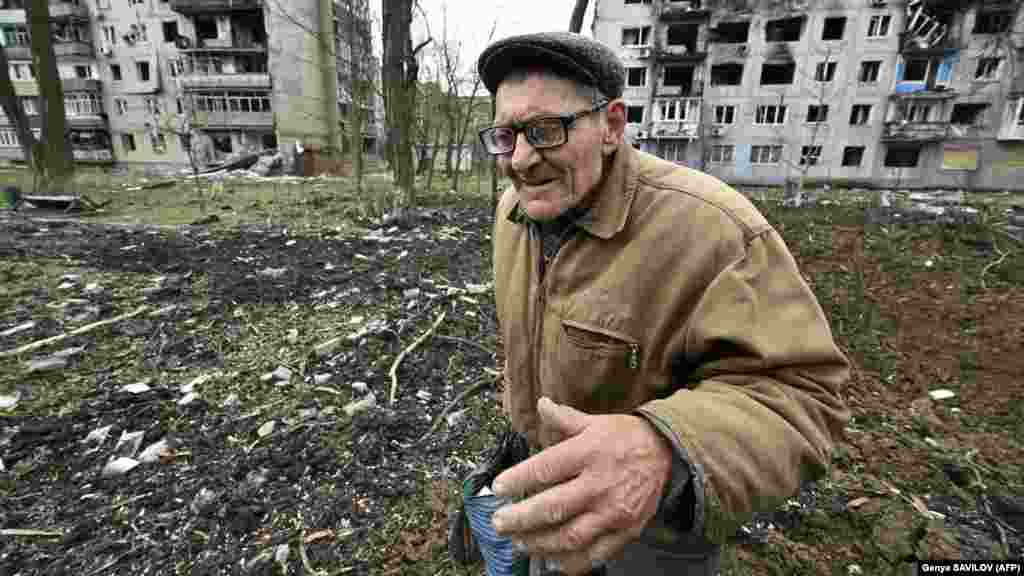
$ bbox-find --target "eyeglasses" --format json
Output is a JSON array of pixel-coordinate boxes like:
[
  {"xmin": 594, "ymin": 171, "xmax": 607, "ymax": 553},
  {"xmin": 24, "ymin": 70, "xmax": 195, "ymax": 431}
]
[{"xmin": 479, "ymin": 101, "xmax": 609, "ymax": 156}]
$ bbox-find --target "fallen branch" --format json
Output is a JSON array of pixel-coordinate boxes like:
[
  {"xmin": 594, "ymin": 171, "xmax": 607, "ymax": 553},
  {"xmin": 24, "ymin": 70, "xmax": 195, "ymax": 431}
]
[
  {"xmin": 0, "ymin": 528, "xmax": 64, "ymax": 538},
  {"xmin": 435, "ymin": 335, "xmax": 495, "ymax": 358},
  {"xmin": 0, "ymin": 305, "xmax": 150, "ymax": 358},
  {"xmin": 389, "ymin": 311, "xmax": 446, "ymax": 406},
  {"xmin": 979, "ymin": 241, "xmax": 1009, "ymax": 290},
  {"xmin": 414, "ymin": 375, "xmax": 494, "ymax": 446}
]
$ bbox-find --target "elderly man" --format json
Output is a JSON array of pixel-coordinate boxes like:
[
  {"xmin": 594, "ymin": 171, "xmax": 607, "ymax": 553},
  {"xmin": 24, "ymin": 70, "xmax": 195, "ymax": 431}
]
[{"xmin": 472, "ymin": 32, "xmax": 850, "ymax": 576}]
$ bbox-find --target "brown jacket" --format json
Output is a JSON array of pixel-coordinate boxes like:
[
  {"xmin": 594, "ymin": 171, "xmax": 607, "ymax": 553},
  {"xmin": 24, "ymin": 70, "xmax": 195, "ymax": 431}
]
[{"xmin": 493, "ymin": 143, "xmax": 850, "ymax": 545}]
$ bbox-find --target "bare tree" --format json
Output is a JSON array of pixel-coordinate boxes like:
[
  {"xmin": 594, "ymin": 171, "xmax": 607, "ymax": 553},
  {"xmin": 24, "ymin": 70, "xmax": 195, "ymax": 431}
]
[
  {"xmin": 382, "ymin": 0, "xmax": 431, "ymax": 209},
  {"xmin": 0, "ymin": 0, "xmax": 73, "ymax": 194}
]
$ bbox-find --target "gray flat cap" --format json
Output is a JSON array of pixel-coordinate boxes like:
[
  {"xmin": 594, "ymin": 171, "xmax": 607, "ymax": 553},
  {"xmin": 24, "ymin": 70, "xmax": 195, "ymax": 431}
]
[{"xmin": 477, "ymin": 32, "xmax": 625, "ymax": 99}]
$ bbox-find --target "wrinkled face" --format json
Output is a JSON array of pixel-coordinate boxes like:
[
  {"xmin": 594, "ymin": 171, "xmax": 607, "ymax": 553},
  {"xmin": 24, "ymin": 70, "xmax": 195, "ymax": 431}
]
[{"xmin": 494, "ymin": 74, "xmax": 619, "ymax": 221}]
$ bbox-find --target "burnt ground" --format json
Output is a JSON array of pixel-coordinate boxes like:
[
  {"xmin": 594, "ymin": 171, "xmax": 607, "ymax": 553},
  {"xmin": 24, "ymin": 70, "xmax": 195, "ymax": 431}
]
[{"xmin": 1, "ymin": 194, "xmax": 1023, "ymax": 576}]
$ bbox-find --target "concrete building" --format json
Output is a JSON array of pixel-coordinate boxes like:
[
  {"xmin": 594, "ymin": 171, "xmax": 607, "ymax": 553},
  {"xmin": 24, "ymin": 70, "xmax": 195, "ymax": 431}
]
[
  {"xmin": 592, "ymin": 0, "xmax": 1024, "ymax": 190},
  {"xmin": 0, "ymin": 0, "xmax": 379, "ymax": 170}
]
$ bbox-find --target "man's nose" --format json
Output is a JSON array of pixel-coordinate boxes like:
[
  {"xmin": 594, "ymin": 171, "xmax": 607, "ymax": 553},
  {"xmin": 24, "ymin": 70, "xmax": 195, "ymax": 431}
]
[{"xmin": 507, "ymin": 131, "xmax": 539, "ymax": 173}]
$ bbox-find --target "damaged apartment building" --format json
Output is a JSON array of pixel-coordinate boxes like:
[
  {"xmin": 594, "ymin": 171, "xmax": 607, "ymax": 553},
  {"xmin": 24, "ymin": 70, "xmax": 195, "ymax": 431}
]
[
  {"xmin": 0, "ymin": 0, "xmax": 379, "ymax": 170},
  {"xmin": 592, "ymin": 0, "xmax": 1024, "ymax": 190}
]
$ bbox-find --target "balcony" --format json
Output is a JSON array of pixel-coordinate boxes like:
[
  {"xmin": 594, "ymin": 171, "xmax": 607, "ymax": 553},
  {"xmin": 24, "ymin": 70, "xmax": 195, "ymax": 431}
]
[
  {"xmin": 49, "ymin": 1, "xmax": 90, "ymax": 21},
  {"xmin": 169, "ymin": 0, "xmax": 261, "ymax": 13},
  {"xmin": 651, "ymin": 120, "xmax": 701, "ymax": 139},
  {"xmin": 709, "ymin": 43, "xmax": 749, "ymax": 62},
  {"xmin": 66, "ymin": 114, "xmax": 106, "ymax": 128},
  {"xmin": 660, "ymin": 2, "xmax": 710, "ymax": 21},
  {"xmin": 72, "ymin": 148, "xmax": 113, "ymax": 163},
  {"xmin": 657, "ymin": 46, "xmax": 707, "ymax": 63},
  {"xmin": 2, "ymin": 45, "xmax": 31, "ymax": 60},
  {"xmin": 882, "ymin": 121, "xmax": 949, "ymax": 142},
  {"xmin": 54, "ymin": 40, "xmax": 93, "ymax": 58},
  {"xmin": 62, "ymin": 77, "xmax": 101, "ymax": 92},
  {"xmin": 180, "ymin": 72, "xmax": 270, "ymax": 90},
  {"xmin": 11, "ymin": 80, "xmax": 38, "ymax": 97},
  {"xmin": 194, "ymin": 110, "xmax": 274, "ymax": 129}
]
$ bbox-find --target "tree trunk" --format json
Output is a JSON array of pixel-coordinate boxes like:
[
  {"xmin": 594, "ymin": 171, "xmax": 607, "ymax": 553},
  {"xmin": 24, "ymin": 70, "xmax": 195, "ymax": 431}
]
[
  {"xmin": 26, "ymin": 0, "xmax": 73, "ymax": 195},
  {"xmin": 568, "ymin": 0, "xmax": 589, "ymax": 33},
  {"xmin": 382, "ymin": 0, "xmax": 419, "ymax": 209},
  {"xmin": 347, "ymin": 0, "xmax": 365, "ymax": 193},
  {"xmin": 0, "ymin": 43, "xmax": 40, "ymax": 174}
]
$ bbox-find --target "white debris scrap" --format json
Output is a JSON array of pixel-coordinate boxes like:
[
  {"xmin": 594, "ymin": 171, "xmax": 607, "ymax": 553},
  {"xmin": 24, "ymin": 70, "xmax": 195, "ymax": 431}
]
[
  {"xmin": 102, "ymin": 457, "xmax": 140, "ymax": 477},
  {"xmin": 928, "ymin": 389, "xmax": 956, "ymax": 401}
]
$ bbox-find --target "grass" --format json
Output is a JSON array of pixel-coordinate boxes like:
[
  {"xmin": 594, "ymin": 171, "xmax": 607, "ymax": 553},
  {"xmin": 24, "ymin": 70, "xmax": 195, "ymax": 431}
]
[{"xmin": 3, "ymin": 168, "xmax": 1022, "ymax": 575}]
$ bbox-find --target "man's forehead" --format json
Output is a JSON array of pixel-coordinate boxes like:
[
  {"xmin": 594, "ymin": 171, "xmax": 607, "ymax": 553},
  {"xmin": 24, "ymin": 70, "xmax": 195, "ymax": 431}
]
[{"xmin": 494, "ymin": 75, "xmax": 587, "ymax": 122}]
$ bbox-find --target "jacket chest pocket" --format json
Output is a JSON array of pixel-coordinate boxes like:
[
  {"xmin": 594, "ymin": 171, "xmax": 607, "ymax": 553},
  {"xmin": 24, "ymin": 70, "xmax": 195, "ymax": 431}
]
[{"xmin": 549, "ymin": 318, "xmax": 641, "ymax": 415}]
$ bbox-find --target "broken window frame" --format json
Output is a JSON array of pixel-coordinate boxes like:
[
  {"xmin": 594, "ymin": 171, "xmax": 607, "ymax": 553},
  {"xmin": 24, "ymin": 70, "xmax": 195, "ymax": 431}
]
[
  {"xmin": 621, "ymin": 26, "xmax": 652, "ymax": 47},
  {"xmin": 800, "ymin": 145, "xmax": 822, "ymax": 166},
  {"xmin": 822, "ymin": 16, "xmax": 846, "ymax": 41},
  {"xmin": 859, "ymin": 60, "xmax": 882, "ymax": 83},
  {"xmin": 110, "ymin": 63, "xmax": 122, "ymax": 81},
  {"xmin": 974, "ymin": 57, "xmax": 1001, "ymax": 81},
  {"xmin": 663, "ymin": 65, "xmax": 694, "ymax": 88},
  {"xmin": 136, "ymin": 60, "xmax": 151, "ymax": 82},
  {"xmin": 713, "ymin": 104, "xmax": 736, "ymax": 124},
  {"xmin": 712, "ymin": 21, "xmax": 750, "ymax": 43},
  {"xmin": 849, "ymin": 104, "xmax": 872, "ymax": 125},
  {"xmin": 814, "ymin": 61, "xmax": 837, "ymax": 82},
  {"xmin": 709, "ymin": 63, "xmax": 743, "ymax": 86},
  {"xmin": 162, "ymin": 20, "xmax": 178, "ymax": 43},
  {"xmin": 626, "ymin": 67, "xmax": 647, "ymax": 87},
  {"xmin": 760, "ymin": 62, "xmax": 795, "ymax": 85},
  {"xmin": 658, "ymin": 140, "xmax": 686, "ymax": 163},
  {"xmin": 626, "ymin": 105, "xmax": 645, "ymax": 124},
  {"xmin": 755, "ymin": 104, "xmax": 787, "ymax": 125},
  {"xmin": 121, "ymin": 132, "xmax": 136, "ymax": 152},
  {"xmin": 949, "ymin": 103, "xmax": 988, "ymax": 126},
  {"xmin": 901, "ymin": 58, "xmax": 930, "ymax": 82},
  {"xmin": 150, "ymin": 131, "xmax": 167, "ymax": 154},
  {"xmin": 115, "ymin": 98, "xmax": 128, "ymax": 115},
  {"xmin": 973, "ymin": 10, "xmax": 1012, "ymax": 34},
  {"xmin": 841, "ymin": 146, "xmax": 865, "ymax": 167},
  {"xmin": 866, "ymin": 14, "xmax": 891, "ymax": 38},
  {"xmin": 709, "ymin": 144, "xmax": 734, "ymax": 163},
  {"xmin": 906, "ymin": 103, "xmax": 933, "ymax": 122},
  {"xmin": 806, "ymin": 104, "xmax": 829, "ymax": 123},
  {"xmin": 884, "ymin": 145, "xmax": 921, "ymax": 168},
  {"xmin": 666, "ymin": 23, "xmax": 699, "ymax": 52},
  {"xmin": 764, "ymin": 16, "xmax": 804, "ymax": 42},
  {"xmin": 1017, "ymin": 99, "xmax": 1024, "ymax": 126},
  {"xmin": 750, "ymin": 144, "xmax": 783, "ymax": 164}
]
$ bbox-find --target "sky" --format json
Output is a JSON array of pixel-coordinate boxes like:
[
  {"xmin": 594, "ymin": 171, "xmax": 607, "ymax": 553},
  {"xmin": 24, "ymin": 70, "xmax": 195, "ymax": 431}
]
[{"xmin": 370, "ymin": 0, "xmax": 597, "ymax": 82}]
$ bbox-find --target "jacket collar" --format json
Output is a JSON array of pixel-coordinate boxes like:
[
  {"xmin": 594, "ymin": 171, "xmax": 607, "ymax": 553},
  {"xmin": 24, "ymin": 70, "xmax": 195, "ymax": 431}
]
[{"xmin": 503, "ymin": 141, "xmax": 638, "ymax": 239}]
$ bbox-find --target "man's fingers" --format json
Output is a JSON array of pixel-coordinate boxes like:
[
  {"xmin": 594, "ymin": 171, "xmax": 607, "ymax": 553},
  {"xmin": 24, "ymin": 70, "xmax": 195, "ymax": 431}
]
[
  {"xmin": 492, "ymin": 434, "xmax": 589, "ymax": 501},
  {"xmin": 492, "ymin": 475, "xmax": 597, "ymax": 536},
  {"xmin": 492, "ymin": 398, "xmax": 591, "ymax": 499},
  {"xmin": 513, "ymin": 511, "xmax": 607, "ymax": 555},
  {"xmin": 537, "ymin": 396, "xmax": 589, "ymax": 438}
]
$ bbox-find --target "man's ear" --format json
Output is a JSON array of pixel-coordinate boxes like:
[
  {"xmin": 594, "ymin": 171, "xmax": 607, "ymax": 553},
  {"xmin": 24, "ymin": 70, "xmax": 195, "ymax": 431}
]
[{"xmin": 602, "ymin": 100, "xmax": 626, "ymax": 155}]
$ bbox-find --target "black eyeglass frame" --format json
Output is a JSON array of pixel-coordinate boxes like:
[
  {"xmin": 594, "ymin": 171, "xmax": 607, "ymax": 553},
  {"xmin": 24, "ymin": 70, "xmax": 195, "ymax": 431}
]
[{"xmin": 479, "ymin": 100, "xmax": 610, "ymax": 156}]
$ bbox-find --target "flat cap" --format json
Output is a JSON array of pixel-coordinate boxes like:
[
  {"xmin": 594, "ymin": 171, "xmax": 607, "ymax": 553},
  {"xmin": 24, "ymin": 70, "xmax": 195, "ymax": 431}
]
[{"xmin": 477, "ymin": 32, "xmax": 625, "ymax": 99}]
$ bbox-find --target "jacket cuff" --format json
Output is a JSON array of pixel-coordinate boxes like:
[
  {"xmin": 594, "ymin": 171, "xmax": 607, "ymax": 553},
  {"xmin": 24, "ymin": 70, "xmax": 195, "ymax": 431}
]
[{"xmin": 634, "ymin": 409, "xmax": 697, "ymax": 532}]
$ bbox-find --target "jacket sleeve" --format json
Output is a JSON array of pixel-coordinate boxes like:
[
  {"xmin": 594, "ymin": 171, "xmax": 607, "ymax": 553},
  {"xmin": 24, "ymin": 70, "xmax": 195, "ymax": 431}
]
[{"xmin": 635, "ymin": 227, "xmax": 851, "ymax": 545}]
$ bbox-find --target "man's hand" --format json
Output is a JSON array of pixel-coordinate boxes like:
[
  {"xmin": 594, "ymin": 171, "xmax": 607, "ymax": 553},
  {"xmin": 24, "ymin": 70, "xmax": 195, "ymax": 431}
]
[{"xmin": 490, "ymin": 397, "xmax": 673, "ymax": 575}]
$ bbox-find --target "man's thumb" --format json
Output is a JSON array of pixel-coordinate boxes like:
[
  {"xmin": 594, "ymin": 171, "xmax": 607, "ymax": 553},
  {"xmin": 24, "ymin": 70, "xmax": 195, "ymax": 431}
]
[{"xmin": 537, "ymin": 397, "xmax": 589, "ymax": 438}]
